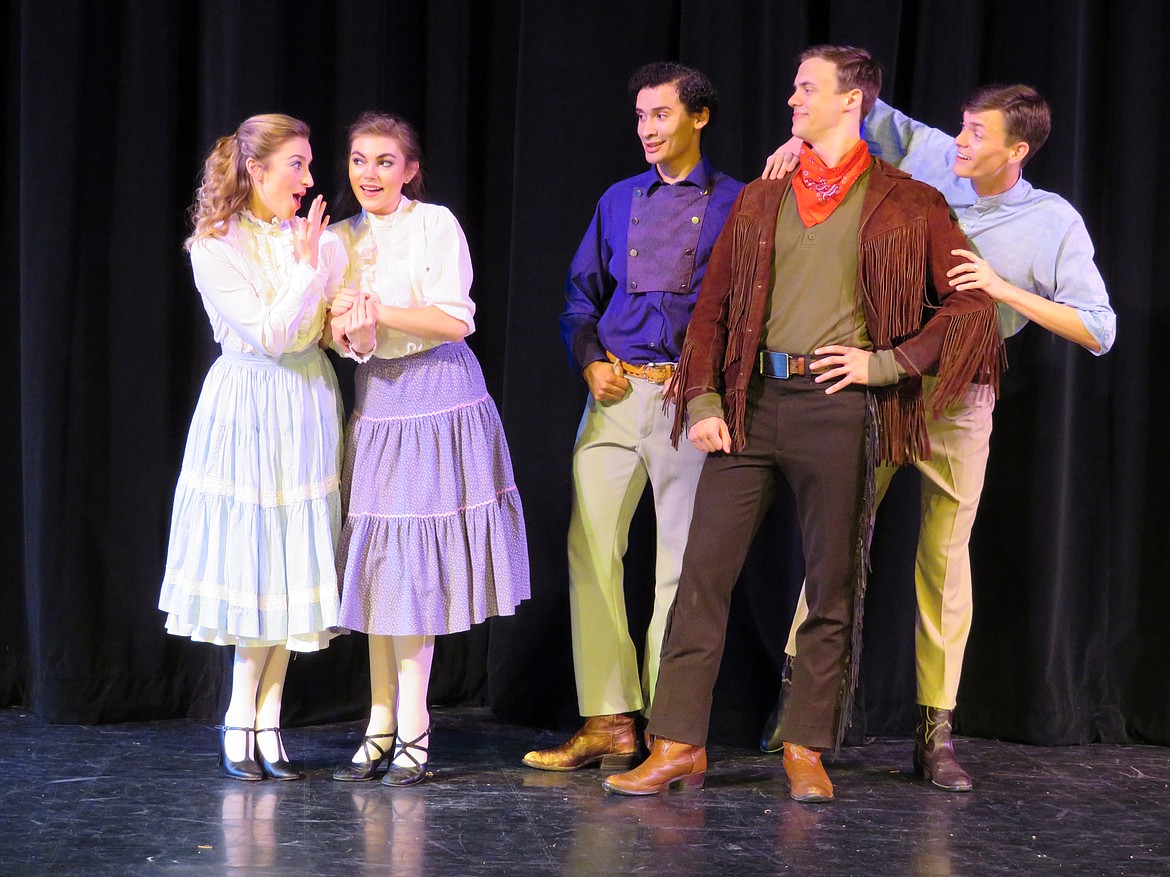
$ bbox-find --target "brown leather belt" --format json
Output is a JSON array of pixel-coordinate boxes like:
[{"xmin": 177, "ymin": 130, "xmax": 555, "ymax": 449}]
[
  {"xmin": 606, "ymin": 352, "xmax": 676, "ymax": 384},
  {"xmin": 758, "ymin": 350, "xmax": 815, "ymax": 379}
]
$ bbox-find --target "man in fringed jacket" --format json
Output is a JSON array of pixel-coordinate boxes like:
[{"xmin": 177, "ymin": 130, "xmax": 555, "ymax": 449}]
[
  {"xmin": 603, "ymin": 45, "xmax": 1001, "ymax": 803},
  {"xmin": 759, "ymin": 84, "xmax": 1116, "ymax": 793}
]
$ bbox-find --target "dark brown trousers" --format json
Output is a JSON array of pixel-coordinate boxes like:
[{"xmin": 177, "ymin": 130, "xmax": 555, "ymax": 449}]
[{"xmin": 648, "ymin": 375, "xmax": 867, "ymax": 749}]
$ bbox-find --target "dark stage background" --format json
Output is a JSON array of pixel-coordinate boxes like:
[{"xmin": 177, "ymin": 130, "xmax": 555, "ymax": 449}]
[{"xmin": 5, "ymin": 0, "xmax": 1167, "ymax": 748}]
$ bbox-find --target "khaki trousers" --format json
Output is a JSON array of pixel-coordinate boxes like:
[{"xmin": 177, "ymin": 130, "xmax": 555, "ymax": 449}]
[
  {"xmin": 567, "ymin": 376, "xmax": 707, "ymax": 717},
  {"xmin": 786, "ymin": 376, "xmax": 994, "ymax": 709}
]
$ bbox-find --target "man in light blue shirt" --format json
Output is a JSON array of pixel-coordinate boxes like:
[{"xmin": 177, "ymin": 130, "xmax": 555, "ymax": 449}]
[
  {"xmin": 761, "ymin": 84, "xmax": 1116, "ymax": 792},
  {"xmin": 863, "ymin": 90, "xmax": 1114, "ymax": 352}
]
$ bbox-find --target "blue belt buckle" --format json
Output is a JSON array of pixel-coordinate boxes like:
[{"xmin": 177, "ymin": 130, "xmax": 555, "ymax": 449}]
[{"xmin": 760, "ymin": 350, "xmax": 789, "ymax": 379}]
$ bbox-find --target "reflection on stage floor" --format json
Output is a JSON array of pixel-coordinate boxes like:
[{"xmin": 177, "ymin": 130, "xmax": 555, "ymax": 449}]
[{"xmin": 1, "ymin": 707, "xmax": 1166, "ymax": 875}]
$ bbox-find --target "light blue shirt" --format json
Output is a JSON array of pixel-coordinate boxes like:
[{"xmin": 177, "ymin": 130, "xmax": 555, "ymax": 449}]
[{"xmin": 863, "ymin": 100, "xmax": 1116, "ymax": 354}]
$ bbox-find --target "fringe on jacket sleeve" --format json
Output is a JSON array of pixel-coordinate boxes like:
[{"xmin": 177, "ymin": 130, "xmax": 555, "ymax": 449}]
[
  {"xmin": 929, "ymin": 306, "xmax": 1004, "ymax": 414},
  {"xmin": 870, "ymin": 384, "xmax": 930, "ymax": 467}
]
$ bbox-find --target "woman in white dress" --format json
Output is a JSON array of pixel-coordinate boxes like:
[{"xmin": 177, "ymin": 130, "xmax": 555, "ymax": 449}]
[
  {"xmin": 328, "ymin": 113, "xmax": 529, "ymax": 786},
  {"xmin": 158, "ymin": 114, "xmax": 346, "ymax": 781}
]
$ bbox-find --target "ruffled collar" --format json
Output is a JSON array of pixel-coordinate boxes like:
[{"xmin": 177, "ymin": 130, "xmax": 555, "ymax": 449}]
[
  {"xmin": 240, "ymin": 209, "xmax": 289, "ymax": 235},
  {"xmin": 349, "ymin": 199, "xmax": 415, "ymax": 285},
  {"xmin": 236, "ymin": 210, "xmax": 297, "ymax": 302}
]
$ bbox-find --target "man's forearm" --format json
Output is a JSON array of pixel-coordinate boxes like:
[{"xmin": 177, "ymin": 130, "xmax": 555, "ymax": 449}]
[{"xmin": 994, "ymin": 286, "xmax": 1101, "ymax": 352}]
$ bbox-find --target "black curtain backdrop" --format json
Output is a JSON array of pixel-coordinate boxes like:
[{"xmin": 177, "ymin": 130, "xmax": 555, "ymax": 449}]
[{"xmin": 6, "ymin": 0, "xmax": 1167, "ymax": 748}]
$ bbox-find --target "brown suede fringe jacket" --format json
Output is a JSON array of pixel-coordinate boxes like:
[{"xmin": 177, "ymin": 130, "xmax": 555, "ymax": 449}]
[
  {"xmin": 667, "ymin": 159, "xmax": 1002, "ymax": 466},
  {"xmin": 665, "ymin": 160, "xmax": 1002, "ymax": 748}
]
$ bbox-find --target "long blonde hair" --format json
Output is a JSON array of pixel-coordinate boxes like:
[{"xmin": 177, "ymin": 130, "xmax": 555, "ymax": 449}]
[{"xmin": 185, "ymin": 113, "xmax": 311, "ymax": 250}]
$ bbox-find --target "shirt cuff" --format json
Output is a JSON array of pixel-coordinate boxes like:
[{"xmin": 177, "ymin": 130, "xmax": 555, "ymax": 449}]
[
  {"xmin": 686, "ymin": 392, "xmax": 725, "ymax": 426},
  {"xmin": 1081, "ymin": 312, "xmax": 1115, "ymax": 356},
  {"xmin": 345, "ymin": 346, "xmax": 376, "ymax": 364},
  {"xmin": 868, "ymin": 348, "xmax": 905, "ymax": 387},
  {"xmin": 573, "ymin": 338, "xmax": 609, "ymax": 372}
]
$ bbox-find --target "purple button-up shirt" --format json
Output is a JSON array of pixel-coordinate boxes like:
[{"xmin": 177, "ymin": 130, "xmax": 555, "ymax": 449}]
[{"xmin": 561, "ymin": 157, "xmax": 743, "ymax": 369}]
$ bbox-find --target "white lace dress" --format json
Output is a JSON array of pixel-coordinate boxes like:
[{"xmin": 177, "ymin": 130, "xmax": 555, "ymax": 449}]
[{"xmin": 158, "ymin": 212, "xmax": 347, "ymax": 651}]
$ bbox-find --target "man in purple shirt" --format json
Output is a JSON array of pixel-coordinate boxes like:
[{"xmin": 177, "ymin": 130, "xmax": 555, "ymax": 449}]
[{"xmin": 523, "ymin": 62, "xmax": 743, "ymax": 772}]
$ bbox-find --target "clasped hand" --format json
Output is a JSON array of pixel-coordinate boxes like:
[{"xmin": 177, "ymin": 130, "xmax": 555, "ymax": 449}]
[{"xmin": 330, "ymin": 287, "xmax": 378, "ymax": 355}]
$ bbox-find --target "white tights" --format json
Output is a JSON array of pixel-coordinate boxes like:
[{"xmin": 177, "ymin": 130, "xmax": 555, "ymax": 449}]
[
  {"xmin": 353, "ymin": 634, "xmax": 435, "ymax": 767},
  {"xmin": 222, "ymin": 645, "xmax": 291, "ymax": 763}
]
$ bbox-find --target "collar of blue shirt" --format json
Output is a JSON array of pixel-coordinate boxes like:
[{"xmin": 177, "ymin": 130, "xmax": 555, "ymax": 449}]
[{"xmin": 640, "ymin": 155, "xmax": 717, "ymax": 196}]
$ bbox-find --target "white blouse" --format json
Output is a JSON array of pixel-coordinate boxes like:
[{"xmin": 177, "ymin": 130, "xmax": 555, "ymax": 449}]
[
  {"xmin": 332, "ymin": 198, "xmax": 475, "ymax": 361},
  {"xmin": 189, "ymin": 212, "xmax": 346, "ymax": 357}
]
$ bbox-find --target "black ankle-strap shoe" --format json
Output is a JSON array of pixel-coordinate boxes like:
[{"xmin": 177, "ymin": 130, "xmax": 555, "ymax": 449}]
[
  {"xmin": 333, "ymin": 732, "xmax": 397, "ymax": 782},
  {"xmin": 381, "ymin": 727, "xmax": 430, "ymax": 787}
]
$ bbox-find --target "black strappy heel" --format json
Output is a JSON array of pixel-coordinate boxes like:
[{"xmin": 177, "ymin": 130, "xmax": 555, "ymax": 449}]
[
  {"xmin": 217, "ymin": 725, "xmax": 264, "ymax": 781},
  {"xmin": 381, "ymin": 727, "xmax": 430, "ymax": 787},
  {"xmin": 333, "ymin": 732, "xmax": 397, "ymax": 782}
]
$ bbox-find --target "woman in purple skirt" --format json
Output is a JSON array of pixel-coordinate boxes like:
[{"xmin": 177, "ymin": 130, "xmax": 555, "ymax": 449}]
[{"xmin": 328, "ymin": 113, "xmax": 530, "ymax": 786}]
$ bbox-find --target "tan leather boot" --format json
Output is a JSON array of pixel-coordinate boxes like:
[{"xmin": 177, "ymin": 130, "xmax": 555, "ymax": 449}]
[
  {"xmin": 522, "ymin": 714, "xmax": 638, "ymax": 771},
  {"xmin": 783, "ymin": 742, "xmax": 834, "ymax": 802},
  {"xmin": 601, "ymin": 737, "xmax": 706, "ymax": 795}
]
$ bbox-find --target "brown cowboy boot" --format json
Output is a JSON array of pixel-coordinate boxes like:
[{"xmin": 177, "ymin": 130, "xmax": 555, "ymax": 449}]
[
  {"xmin": 522, "ymin": 714, "xmax": 638, "ymax": 771},
  {"xmin": 913, "ymin": 705, "xmax": 973, "ymax": 792},
  {"xmin": 783, "ymin": 742, "xmax": 834, "ymax": 803},
  {"xmin": 602, "ymin": 737, "xmax": 706, "ymax": 796}
]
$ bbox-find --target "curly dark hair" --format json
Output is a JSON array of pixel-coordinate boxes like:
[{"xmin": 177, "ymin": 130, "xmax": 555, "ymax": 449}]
[{"xmin": 628, "ymin": 62, "xmax": 718, "ymax": 123}]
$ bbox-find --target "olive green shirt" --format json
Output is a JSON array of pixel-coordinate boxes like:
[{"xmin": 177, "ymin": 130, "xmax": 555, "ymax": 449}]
[{"xmin": 688, "ymin": 170, "xmax": 903, "ymax": 426}]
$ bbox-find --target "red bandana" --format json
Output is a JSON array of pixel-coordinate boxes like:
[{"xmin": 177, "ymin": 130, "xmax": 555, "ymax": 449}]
[{"xmin": 791, "ymin": 140, "xmax": 872, "ymax": 227}]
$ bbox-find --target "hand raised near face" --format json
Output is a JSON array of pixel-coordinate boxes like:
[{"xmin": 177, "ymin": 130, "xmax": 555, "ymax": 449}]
[{"xmin": 292, "ymin": 195, "xmax": 330, "ymax": 268}]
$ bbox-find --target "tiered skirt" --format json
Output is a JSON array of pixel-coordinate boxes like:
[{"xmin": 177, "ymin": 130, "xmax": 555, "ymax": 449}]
[
  {"xmin": 336, "ymin": 342, "xmax": 529, "ymax": 636},
  {"xmin": 159, "ymin": 346, "xmax": 343, "ymax": 651}
]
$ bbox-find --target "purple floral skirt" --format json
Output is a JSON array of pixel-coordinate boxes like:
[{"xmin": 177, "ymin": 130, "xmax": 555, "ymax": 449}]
[{"xmin": 336, "ymin": 342, "xmax": 529, "ymax": 635}]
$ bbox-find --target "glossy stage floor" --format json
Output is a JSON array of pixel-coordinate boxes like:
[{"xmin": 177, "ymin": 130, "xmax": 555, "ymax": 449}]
[{"xmin": 2, "ymin": 707, "xmax": 1167, "ymax": 876}]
